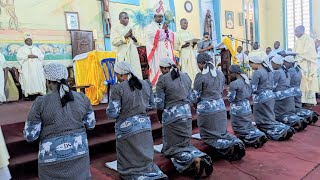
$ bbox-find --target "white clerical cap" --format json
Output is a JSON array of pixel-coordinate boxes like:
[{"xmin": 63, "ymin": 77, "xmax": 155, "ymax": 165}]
[
  {"xmin": 153, "ymin": 0, "xmax": 165, "ymax": 16},
  {"xmin": 24, "ymin": 32, "xmax": 32, "ymax": 40}
]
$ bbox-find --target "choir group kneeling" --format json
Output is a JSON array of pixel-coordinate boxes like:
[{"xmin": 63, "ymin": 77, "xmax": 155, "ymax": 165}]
[{"xmin": 106, "ymin": 51, "xmax": 319, "ymax": 179}]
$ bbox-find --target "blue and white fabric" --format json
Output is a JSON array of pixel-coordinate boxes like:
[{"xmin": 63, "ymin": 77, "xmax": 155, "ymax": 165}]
[
  {"xmin": 162, "ymin": 104, "xmax": 192, "ymax": 125},
  {"xmin": 196, "ymin": 98, "xmax": 226, "ymax": 115},
  {"xmin": 38, "ymin": 131, "xmax": 89, "ymax": 164},
  {"xmin": 230, "ymin": 100, "xmax": 251, "ymax": 116},
  {"xmin": 115, "ymin": 115, "xmax": 152, "ymax": 139},
  {"xmin": 252, "ymin": 90, "xmax": 275, "ymax": 104}
]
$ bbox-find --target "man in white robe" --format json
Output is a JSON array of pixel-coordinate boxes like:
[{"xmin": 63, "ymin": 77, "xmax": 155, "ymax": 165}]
[
  {"xmin": 16, "ymin": 33, "xmax": 46, "ymax": 99},
  {"xmin": 249, "ymin": 42, "xmax": 268, "ymax": 62},
  {"xmin": 267, "ymin": 41, "xmax": 284, "ymax": 62},
  {"xmin": 174, "ymin": 18, "xmax": 198, "ymax": 83},
  {"xmin": 146, "ymin": 1, "xmax": 174, "ymax": 85},
  {"xmin": 294, "ymin": 25, "xmax": 318, "ymax": 105},
  {"xmin": 110, "ymin": 12, "xmax": 142, "ymax": 79},
  {"xmin": 0, "ymin": 52, "xmax": 6, "ymax": 103}
]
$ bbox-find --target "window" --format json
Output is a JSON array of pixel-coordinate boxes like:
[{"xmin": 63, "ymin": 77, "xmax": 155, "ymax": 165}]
[{"xmin": 286, "ymin": 0, "xmax": 311, "ymax": 49}]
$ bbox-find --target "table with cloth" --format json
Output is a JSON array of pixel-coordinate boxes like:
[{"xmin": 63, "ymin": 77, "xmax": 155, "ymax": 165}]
[{"xmin": 74, "ymin": 51, "xmax": 116, "ymax": 105}]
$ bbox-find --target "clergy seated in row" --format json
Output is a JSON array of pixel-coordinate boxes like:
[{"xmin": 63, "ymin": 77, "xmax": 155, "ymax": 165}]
[
  {"xmin": 110, "ymin": 12, "xmax": 143, "ymax": 79},
  {"xmin": 146, "ymin": 5, "xmax": 174, "ymax": 85},
  {"xmin": 17, "ymin": 33, "xmax": 46, "ymax": 101},
  {"xmin": 175, "ymin": 18, "xmax": 199, "ymax": 85}
]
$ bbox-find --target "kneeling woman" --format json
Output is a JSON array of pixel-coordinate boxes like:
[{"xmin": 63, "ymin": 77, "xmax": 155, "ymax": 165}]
[
  {"xmin": 191, "ymin": 53, "xmax": 245, "ymax": 161},
  {"xmin": 271, "ymin": 55, "xmax": 305, "ymax": 131},
  {"xmin": 283, "ymin": 55, "xmax": 319, "ymax": 125},
  {"xmin": 106, "ymin": 62, "xmax": 167, "ymax": 180},
  {"xmin": 228, "ymin": 65, "xmax": 268, "ymax": 148},
  {"xmin": 155, "ymin": 58, "xmax": 213, "ymax": 179},
  {"xmin": 249, "ymin": 56, "xmax": 294, "ymax": 141},
  {"xmin": 24, "ymin": 63, "xmax": 96, "ymax": 179}
]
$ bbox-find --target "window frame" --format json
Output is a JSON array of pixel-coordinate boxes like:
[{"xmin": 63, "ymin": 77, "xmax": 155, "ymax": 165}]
[{"xmin": 283, "ymin": 0, "xmax": 312, "ymax": 49}]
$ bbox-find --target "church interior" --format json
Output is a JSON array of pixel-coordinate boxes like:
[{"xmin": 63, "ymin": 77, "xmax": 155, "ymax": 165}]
[{"xmin": 1, "ymin": 0, "xmax": 320, "ymax": 179}]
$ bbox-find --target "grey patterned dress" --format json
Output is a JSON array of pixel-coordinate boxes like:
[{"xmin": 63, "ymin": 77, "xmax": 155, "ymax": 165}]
[
  {"xmin": 23, "ymin": 91, "xmax": 96, "ymax": 180},
  {"xmin": 251, "ymin": 67, "xmax": 294, "ymax": 141},
  {"xmin": 228, "ymin": 77, "xmax": 267, "ymax": 148},
  {"xmin": 106, "ymin": 80, "xmax": 167, "ymax": 180},
  {"xmin": 273, "ymin": 68, "xmax": 305, "ymax": 130},
  {"xmin": 191, "ymin": 70, "xmax": 245, "ymax": 161},
  {"xmin": 155, "ymin": 72, "xmax": 209, "ymax": 173},
  {"xmin": 288, "ymin": 66, "xmax": 319, "ymax": 124}
]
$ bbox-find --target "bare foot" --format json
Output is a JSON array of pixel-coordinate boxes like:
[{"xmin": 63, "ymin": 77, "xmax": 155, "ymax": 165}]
[{"xmin": 194, "ymin": 157, "xmax": 201, "ymax": 174}]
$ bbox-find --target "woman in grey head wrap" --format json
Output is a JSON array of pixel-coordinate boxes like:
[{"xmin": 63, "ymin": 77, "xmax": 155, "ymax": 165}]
[
  {"xmin": 155, "ymin": 57, "xmax": 213, "ymax": 179},
  {"xmin": 106, "ymin": 61, "xmax": 167, "ymax": 180},
  {"xmin": 271, "ymin": 55, "xmax": 306, "ymax": 131},
  {"xmin": 228, "ymin": 65, "xmax": 268, "ymax": 148},
  {"xmin": 23, "ymin": 63, "xmax": 96, "ymax": 179},
  {"xmin": 249, "ymin": 56, "xmax": 294, "ymax": 141},
  {"xmin": 283, "ymin": 55, "xmax": 319, "ymax": 124},
  {"xmin": 191, "ymin": 53, "xmax": 245, "ymax": 161}
]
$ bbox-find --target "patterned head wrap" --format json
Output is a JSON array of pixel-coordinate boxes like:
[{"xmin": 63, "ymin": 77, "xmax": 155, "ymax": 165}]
[
  {"xmin": 249, "ymin": 55, "xmax": 272, "ymax": 72},
  {"xmin": 44, "ymin": 63, "xmax": 68, "ymax": 82},
  {"xmin": 114, "ymin": 61, "xmax": 135, "ymax": 75},
  {"xmin": 159, "ymin": 57, "xmax": 174, "ymax": 68},
  {"xmin": 44, "ymin": 63, "xmax": 73, "ymax": 107},
  {"xmin": 114, "ymin": 61, "xmax": 142, "ymax": 91},
  {"xmin": 229, "ymin": 65, "xmax": 241, "ymax": 74},
  {"xmin": 284, "ymin": 55, "xmax": 296, "ymax": 63},
  {"xmin": 248, "ymin": 56, "xmax": 263, "ymax": 64},
  {"xmin": 271, "ymin": 55, "xmax": 284, "ymax": 65},
  {"xmin": 197, "ymin": 53, "xmax": 217, "ymax": 77},
  {"xmin": 229, "ymin": 65, "xmax": 250, "ymax": 85}
]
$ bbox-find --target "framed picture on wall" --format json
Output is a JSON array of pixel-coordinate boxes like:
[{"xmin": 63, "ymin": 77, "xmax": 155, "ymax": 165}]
[
  {"xmin": 225, "ymin": 11, "xmax": 234, "ymax": 29},
  {"xmin": 65, "ymin": 12, "xmax": 80, "ymax": 30}
]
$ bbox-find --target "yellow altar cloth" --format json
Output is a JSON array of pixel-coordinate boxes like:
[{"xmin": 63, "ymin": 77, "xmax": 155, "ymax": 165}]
[{"xmin": 74, "ymin": 51, "xmax": 116, "ymax": 105}]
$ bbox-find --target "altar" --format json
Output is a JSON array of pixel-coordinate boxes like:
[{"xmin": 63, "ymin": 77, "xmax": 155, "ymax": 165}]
[{"xmin": 73, "ymin": 51, "xmax": 116, "ymax": 105}]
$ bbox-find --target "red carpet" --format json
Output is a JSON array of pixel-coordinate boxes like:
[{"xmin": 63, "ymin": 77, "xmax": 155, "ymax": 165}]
[{"xmin": 1, "ymin": 99, "xmax": 320, "ymax": 180}]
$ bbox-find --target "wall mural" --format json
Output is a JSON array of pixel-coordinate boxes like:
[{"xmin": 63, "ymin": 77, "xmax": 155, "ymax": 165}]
[
  {"xmin": 0, "ymin": 0, "xmax": 19, "ymax": 30},
  {"xmin": 0, "ymin": 43, "xmax": 72, "ymax": 61},
  {"xmin": 0, "ymin": 0, "xmax": 104, "ymax": 64}
]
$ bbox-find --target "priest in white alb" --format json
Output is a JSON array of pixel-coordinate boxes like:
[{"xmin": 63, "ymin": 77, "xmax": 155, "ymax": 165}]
[
  {"xmin": 175, "ymin": 18, "xmax": 199, "ymax": 83},
  {"xmin": 110, "ymin": 12, "xmax": 142, "ymax": 79},
  {"xmin": 146, "ymin": 0, "xmax": 174, "ymax": 85},
  {"xmin": 294, "ymin": 25, "xmax": 318, "ymax": 105},
  {"xmin": 16, "ymin": 33, "xmax": 46, "ymax": 99}
]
